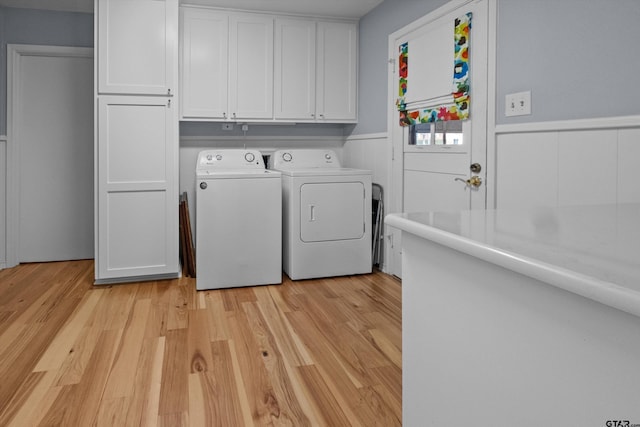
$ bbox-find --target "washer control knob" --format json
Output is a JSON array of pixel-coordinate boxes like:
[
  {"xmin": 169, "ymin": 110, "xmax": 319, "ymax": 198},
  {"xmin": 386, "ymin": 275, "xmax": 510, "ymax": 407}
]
[
  {"xmin": 216, "ymin": 154, "xmax": 222, "ymax": 161},
  {"xmin": 206, "ymin": 154, "xmax": 213, "ymax": 161},
  {"xmin": 282, "ymin": 152, "xmax": 293, "ymax": 162},
  {"xmin": 325, "ymin": 153, "xmax": 332, "ymax": 160},
  {"xmin": 200, "ymin": 182, "xmax": 207, "ymax": 190},
  {"xmin": 244, "ymin": 152, "xmax": 255, "ymax": 162}
]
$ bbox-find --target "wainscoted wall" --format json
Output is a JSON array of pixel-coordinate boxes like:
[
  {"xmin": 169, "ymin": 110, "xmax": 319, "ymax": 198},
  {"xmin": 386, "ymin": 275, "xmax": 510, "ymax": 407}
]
[
  {"xmin": 494, "ymin": 115, "xmax": 640, "ymax": 210},
  {"xmin": 342, "ymin": 132, "xmax": 390, "ymax": 270},
  {"xmin": 0, "ymin": 135, "xmax": 5, "ymax": 268}
]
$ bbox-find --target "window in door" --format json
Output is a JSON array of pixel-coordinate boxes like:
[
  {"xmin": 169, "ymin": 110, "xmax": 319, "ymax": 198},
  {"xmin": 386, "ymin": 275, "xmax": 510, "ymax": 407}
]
[{"xmin": 409, "ymin": 119, "xmax": 464, "ymax": 146}]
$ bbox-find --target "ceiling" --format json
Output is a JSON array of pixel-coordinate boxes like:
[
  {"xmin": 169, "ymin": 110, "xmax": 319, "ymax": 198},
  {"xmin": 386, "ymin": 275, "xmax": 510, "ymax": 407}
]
[{"xmin": 0, "ymin": 0, "xmax": 383, "ymax": 19}]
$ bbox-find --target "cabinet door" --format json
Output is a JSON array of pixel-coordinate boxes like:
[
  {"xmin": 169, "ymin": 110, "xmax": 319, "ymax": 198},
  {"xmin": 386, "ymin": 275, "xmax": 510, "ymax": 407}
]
[
  {"xmin": 316, "ymin": 21, "xmax": 357, "ymax": 122},
  {"xmin": 274, "ymin": 18, "xmax": 316, "ymax": 121},
  {"xmin": 96, "ymin": 96, "xmax": 179, "ymax": 281},
  {"xmin": 98, "ymin": 0, "xmax": 177, "ymax": 95},
  {"xmin": 180, "ymin": 8, "xmax": 228, "ymax": 119},
  {"xmin": 229, "ymin": 14, "xmax": 274, "ymax": 120}
]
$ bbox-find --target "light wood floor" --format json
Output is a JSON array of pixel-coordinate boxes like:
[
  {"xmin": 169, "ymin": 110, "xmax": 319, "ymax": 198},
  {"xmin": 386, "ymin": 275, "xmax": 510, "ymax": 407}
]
[{"xmin": 0, "ymin": 260, "xmax": 401, "ymax": 426}]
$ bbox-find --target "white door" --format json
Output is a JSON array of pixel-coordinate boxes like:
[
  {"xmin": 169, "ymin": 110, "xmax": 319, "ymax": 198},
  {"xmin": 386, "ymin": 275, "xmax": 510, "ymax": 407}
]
[
  {"xmin": 7, "ymin": 45, "xmax": 94, "ymax": 265},
  {"xmin": 300, "ymin": 182, "xmax": 365, "ymax": 242},
  {"xmin": 388, "ymin": 0, "xmax": 490, "ymax": 277}
]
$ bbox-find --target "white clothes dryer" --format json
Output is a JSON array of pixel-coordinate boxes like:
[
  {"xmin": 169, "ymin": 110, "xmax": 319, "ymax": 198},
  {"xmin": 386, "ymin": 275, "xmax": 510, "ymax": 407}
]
[
  {"xmin": 270, "ymin": 149, "xmax": 372, "ymax": 280},
  {"xmin": 196, "ymin": 149, "xmax": 281, "ymax": 290}
]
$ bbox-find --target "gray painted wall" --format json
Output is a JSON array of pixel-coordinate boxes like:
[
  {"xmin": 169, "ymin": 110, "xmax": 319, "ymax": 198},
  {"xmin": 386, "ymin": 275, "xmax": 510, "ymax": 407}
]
[
  {"xmin": 351, "ymin": 0, "xmax": 640, "ymax": 135},
  {"xmin": 3, "ymin": 2, "xmax": 639, "ymax": 135},
  {"xmin": 350, "ymin": 0, "xmax": 448, "ymax": 135},
  {"xmin": 496, "ymin": 0, "xmax": 640, "ymax": 124},
  {"xmin": 0, "ymin": 7, "xmax": 93, "ymax": 135},
  {"xmin": 180, "ymin": 122, "xmax": 347, "ymax": 139}
]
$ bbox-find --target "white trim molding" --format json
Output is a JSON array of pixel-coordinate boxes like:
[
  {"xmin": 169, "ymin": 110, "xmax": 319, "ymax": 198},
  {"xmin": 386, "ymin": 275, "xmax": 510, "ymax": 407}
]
[
  {"xmin": 345, "ymin": 132, "xmax": 388, "ymax": 142},
  {"xmin": 495, "ymin": 115, "xmax": 640, "ymax": 135},
  {"xmin": 0, "ymin": 135, "xmax": 6, "ymax": 269}
]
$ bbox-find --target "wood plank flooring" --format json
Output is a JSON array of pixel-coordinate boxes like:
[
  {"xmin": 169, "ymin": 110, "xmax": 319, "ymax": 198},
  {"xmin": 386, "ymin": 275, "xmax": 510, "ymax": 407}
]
[{"xmin": 0, "ymin": 260, "xmax": 401, "ymax": 426}]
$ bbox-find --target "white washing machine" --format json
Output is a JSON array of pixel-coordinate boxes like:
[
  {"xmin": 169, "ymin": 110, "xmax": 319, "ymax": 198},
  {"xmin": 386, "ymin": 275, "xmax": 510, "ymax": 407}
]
[
  {"xmin": 196, "ymin": 149, "xmax": 282, "ymax": 290},
  {"xmin": 270, "ymin": 149, "xmax": 372, "ymax": 280}
]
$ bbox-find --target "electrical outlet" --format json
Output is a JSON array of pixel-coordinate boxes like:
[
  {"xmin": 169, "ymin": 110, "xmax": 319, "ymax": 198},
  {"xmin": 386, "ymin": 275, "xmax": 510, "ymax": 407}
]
[
  {"xmin": 222, "ymin": 123, "xmax": 233, "ymax": 131},
  {"xmin": 505, "ymin": 91, "xmax": 531, "ymax": 117}
]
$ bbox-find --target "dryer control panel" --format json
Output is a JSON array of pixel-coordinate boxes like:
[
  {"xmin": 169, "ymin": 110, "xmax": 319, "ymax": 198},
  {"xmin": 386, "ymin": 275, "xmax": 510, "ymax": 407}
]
[{"xmin": 270, "ymin": 149, "xmax": 341, "ymax": 170}]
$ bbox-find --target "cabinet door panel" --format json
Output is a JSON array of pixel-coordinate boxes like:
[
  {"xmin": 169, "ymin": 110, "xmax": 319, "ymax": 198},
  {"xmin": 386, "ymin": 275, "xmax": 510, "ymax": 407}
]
[
  {"xmin": 317, "ymin": 22, "xmax": 357, "ymax": 121},
  {"xmin": 106, "ymin": 191, "xmax": 168, "ymax": 270},
  {"xmin": 180, "ymin": 8, "xmax": 228, "ymax": 119},
  {"xmin": 106, "ymin": 103, "xmax": 168, "ymax": 183},
  {"xmin": 274, "ymin": 19, "xmax": 316, "ymax": 120},
  {"xmin": 229, "ymin": 14, "xmax": 274, "ymax": 119},
  {"xmin": 97, "ymin": 97, "xmax": 178, "ymax": 280},
  {"xmin": 98, "ymin": 0, "xmax": 176, "ymax": 95}
]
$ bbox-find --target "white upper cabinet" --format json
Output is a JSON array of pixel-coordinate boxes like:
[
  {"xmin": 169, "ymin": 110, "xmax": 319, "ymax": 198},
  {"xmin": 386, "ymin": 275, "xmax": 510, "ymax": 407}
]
[
  {"xmin": 274, "ymin": 18, "xmax": 316, "ymax": 121},
  {"xmin": 229, "ymin": 14, "xmax": 274, "ymax": 120},
  {"xmin": 181, "ymin": 7, "xmax": 358, "ymax": 124},
  {"xmin": 180, "ymin": 8, "xmax": 273, "ymax": 120},
  {"xmin": 316, "ymin": 21, "xmax": 358, "ymax": 122},
  {"xmin": 98, "ymin": 0, "xmax": 177, "ymax": 95},
  {"xmin": 274, "ymin": 19, "xmax": 357, "ymax": 123},
  {"xmin": 180, "ymin": 8, "xmax": 228, "ymax": 119}
]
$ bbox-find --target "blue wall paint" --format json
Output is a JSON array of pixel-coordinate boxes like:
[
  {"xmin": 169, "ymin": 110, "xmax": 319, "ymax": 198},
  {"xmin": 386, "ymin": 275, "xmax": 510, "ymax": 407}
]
[
  {"xmin": 0, "ymin": 7, "xmax": 93, "ymax": 135},
  {"xmin": 496, "ymin": 0, "xmax": 640, "ymax": 124},
  {"xmin": 4, "ymin": 1, "xmax": 638, "ymax": 136},
  {"xmin": 180, "ymin": 122, "xmax": 347, "ymax": 138},
  {"xmin": 352, "ymin": 0, "xmax": 640, "ymax": 135},
  {"xmin": 180, "ymin": 116, "xmax": 349, "ymax": 140},
  {"xmin": 350, "ymin": 0, "xmax": 448, "ymax": 135}
]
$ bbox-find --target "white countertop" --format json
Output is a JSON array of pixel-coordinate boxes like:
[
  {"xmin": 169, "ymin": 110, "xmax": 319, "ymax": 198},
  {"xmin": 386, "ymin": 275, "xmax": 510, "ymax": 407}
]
[{"xmin": 386, "ymin": 204, "xmax": 640, "ymax": 318}]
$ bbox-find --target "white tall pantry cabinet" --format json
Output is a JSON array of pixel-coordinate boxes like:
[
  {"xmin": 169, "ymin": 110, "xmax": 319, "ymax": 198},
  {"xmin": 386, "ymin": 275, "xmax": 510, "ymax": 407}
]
[{"xmin": 95, "ymin": 0, "xmax": 180, "ymax": 283}]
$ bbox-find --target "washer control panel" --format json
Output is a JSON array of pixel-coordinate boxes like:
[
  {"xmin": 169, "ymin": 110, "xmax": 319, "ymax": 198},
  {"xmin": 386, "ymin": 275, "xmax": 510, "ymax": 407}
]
[{"xmin": 196, "ymin": 149, "xmax": 265, "ymax": 172}]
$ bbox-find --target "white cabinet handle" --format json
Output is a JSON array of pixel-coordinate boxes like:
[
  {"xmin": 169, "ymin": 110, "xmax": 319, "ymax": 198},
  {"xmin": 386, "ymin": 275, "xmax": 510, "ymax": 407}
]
[{"xmin": 309, "ymin": 205, "xmax": 316, "ymax": 221}]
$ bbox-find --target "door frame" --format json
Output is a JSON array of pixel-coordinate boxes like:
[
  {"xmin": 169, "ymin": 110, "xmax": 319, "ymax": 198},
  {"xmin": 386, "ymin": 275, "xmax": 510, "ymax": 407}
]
[
  {"xmin": 384, "ymin": 0, "xmax": 497, "ymax": 276},
  {"xmin": 6, "ymin": 44, "xmax": 94, "ymax": 268}
]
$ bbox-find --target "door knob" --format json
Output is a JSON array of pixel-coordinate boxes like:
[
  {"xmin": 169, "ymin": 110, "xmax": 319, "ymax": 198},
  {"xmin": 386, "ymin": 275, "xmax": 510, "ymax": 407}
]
[
  {"xmin": 455, "ymin": 176, "xmax": 482, "ymax": 188},
  {"xmin": 467, "ymin": 176, "xmax": 482, "ymax": 187}
]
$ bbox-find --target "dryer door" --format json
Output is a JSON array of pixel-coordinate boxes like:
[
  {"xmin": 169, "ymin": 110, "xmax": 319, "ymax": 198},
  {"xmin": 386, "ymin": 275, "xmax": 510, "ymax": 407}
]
[{"xmin": 300, "ymin": 182, "xmax": 365, "ymax": 242}]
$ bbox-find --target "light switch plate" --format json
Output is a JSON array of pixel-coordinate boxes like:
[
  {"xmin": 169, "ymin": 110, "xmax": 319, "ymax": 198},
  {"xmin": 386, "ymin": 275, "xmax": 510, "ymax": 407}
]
[{"xmin": 505, "ymin": 91, "xmax": 531, "ymax": 117}]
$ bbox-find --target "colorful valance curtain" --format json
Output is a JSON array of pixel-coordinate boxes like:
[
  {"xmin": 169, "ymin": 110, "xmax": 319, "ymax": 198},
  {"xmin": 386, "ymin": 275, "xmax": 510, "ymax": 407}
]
[{"xmin": 397, "ymin": 13, "xmax": 472, "ymax": 126}]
